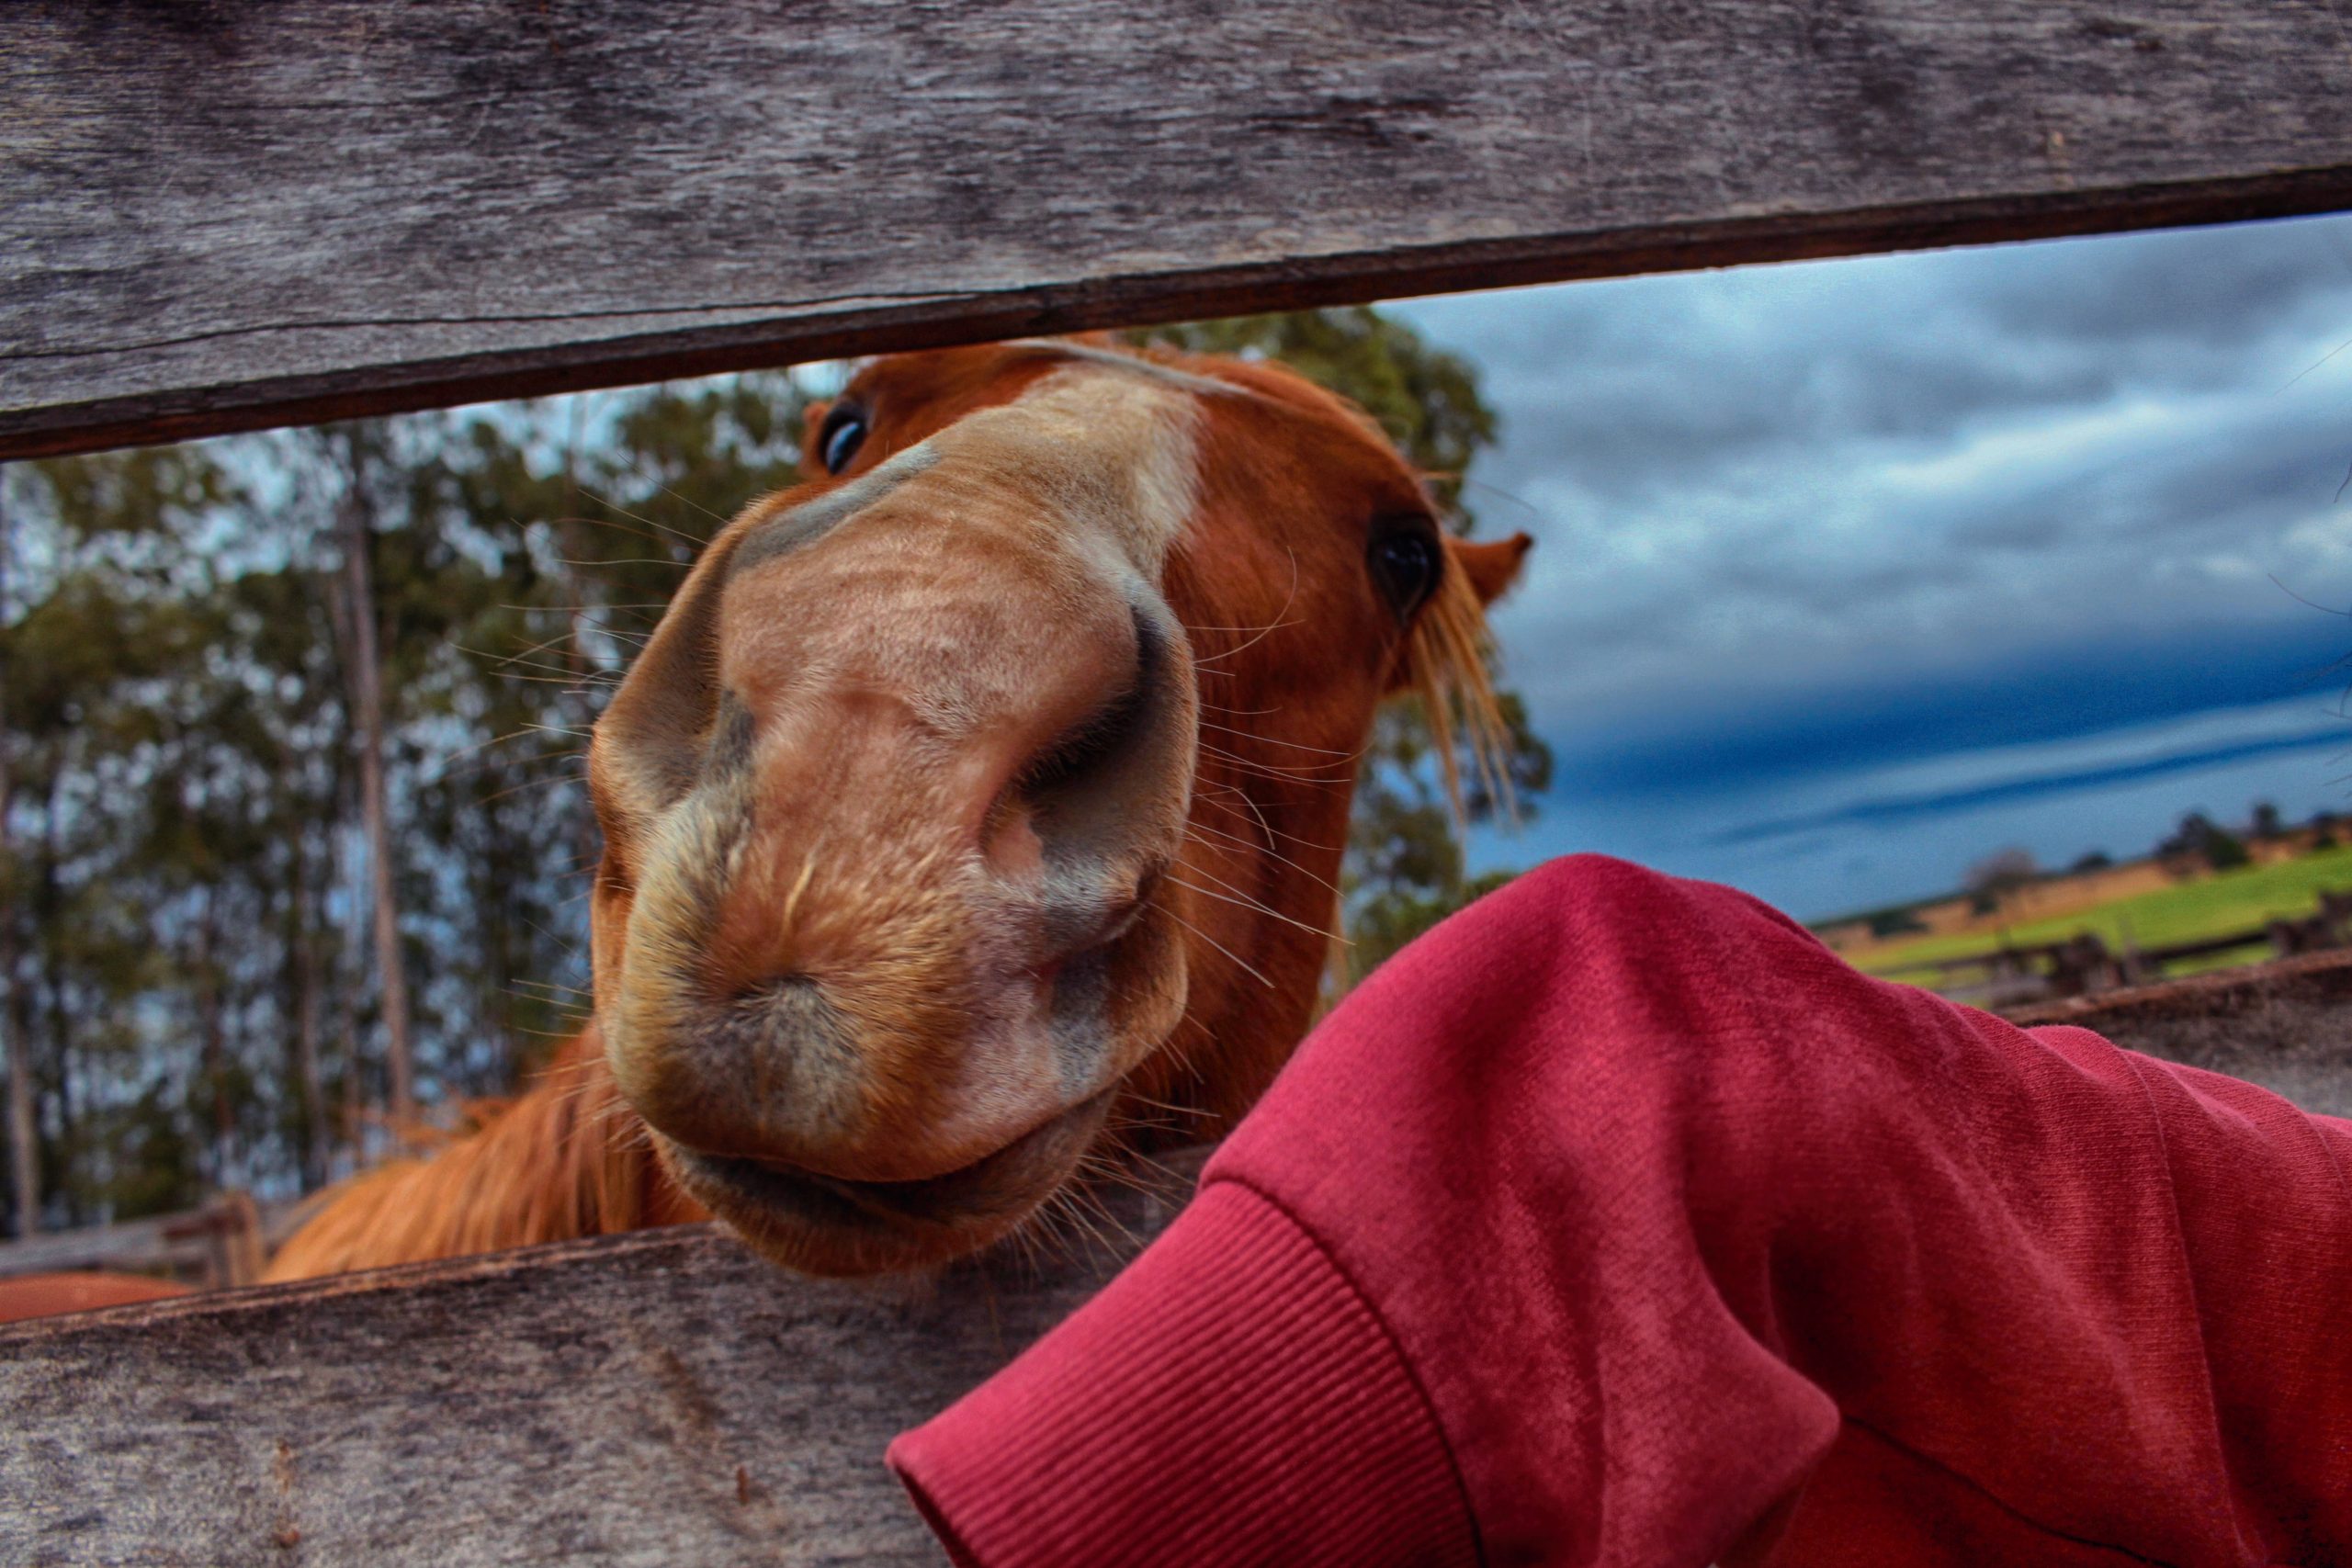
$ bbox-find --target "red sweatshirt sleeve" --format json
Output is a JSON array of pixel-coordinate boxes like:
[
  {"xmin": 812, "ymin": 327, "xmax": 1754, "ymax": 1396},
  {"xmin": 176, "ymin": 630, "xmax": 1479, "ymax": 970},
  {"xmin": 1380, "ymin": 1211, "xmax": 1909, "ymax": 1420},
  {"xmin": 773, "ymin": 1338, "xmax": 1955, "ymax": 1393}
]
[{"xmin": 889, "ymin": 855, "xmax": 2352, "ymax": 1566}]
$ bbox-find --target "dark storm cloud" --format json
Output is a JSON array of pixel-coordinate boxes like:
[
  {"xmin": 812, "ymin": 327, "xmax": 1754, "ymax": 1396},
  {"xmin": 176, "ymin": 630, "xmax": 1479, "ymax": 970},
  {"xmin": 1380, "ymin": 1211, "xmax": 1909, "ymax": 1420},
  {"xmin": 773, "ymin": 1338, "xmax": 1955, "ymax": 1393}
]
[
  {"xmin": 1467, "ymin": 339, "xmax": 2114, "ymax": 503},
  {"xmin": 1381, "ymin": 212, "xmax": 2352, "ymax": 919},
  {"xmin": 1711, "ymin": 726, "xmax": 2351, "ymax": 846},
  {"xmin": 1537, "ymin": 615, "xmax": 2352, "ymax": 804},
  {"xmin": 1405, "ymin": 214, "xmax": 2352, "ymax": 512},
  {"xmin": 1946, "ymin": 513, "xmax": 2066, "ymax": 552},
  {"xmin": 1961, "ymin": 217, "xmax": 2352, "ymax": 352},
  {"xmin": 1390, "ymin": 214, "xmax": 2352, "ymax": 763}
]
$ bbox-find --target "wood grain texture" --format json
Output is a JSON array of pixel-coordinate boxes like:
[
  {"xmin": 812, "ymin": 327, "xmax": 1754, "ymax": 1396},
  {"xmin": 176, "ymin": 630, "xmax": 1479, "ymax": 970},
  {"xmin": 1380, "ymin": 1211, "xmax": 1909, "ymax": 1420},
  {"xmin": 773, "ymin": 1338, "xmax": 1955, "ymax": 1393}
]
[
  {"xmin": 8, "ymin": 1, "xmax": 2352, "ymax": 457},
  {"xmin": 0, "ymin": 1198, "xmax": 302, "ymax": 1281},
  {"xmin": 0, "ymin": 1155, "xmax": 1202, "ymax": 1565},
  {"xmin": 2007, "ymin": 945, "xmax": 2352, "ymax": 1029}
]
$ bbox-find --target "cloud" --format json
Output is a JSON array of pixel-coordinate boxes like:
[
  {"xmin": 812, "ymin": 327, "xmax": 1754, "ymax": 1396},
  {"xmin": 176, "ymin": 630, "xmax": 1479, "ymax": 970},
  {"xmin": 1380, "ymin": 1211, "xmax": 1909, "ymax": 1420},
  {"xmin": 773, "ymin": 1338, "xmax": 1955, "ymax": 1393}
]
[
  {"xmin": 1711, "ymin": 726, "xmax": 2352, "ymax": 846},
  {"xmin": 1383, "ymin": 212, "xmax": 2352, "ymax": 913},
  {"xmin": 1391, "ymin": 215, "xmax": 2352, "ymax": 728},
  {"xmin": 1535, "ymin": 615, "xmax": 2352, "ymax": 800}
]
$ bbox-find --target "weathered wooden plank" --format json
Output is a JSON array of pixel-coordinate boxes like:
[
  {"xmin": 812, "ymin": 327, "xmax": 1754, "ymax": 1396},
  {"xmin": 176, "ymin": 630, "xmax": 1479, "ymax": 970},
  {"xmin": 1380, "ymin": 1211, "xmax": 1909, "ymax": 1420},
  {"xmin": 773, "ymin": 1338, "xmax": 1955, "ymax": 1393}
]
[
  {"xmin": 2010, "ymin": 946, "xmax": 2352, "ymax": 1030},
  {"xmin": 0, "ymin": 1196, "xmax": 304, "ymax": 1283},
  {"xmin": 0, "ymin": 1155, "xmax": 1202, "ymax": 1566},
  {"xmin": 8, "ymin": 1, "xmax": 2352, "ymax": 457}
]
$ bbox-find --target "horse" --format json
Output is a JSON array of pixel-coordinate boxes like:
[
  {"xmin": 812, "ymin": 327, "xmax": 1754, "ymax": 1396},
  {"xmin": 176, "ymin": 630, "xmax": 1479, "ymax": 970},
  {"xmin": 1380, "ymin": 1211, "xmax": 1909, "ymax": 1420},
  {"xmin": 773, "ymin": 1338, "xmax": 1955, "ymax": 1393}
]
[
  {"xmin": 265, "ymin": 337, "xmax": 1530, "ymax": 1282},
  {"xmin": 0, "ymin": 1271, "xmax": 189, "ymax": 1324}
]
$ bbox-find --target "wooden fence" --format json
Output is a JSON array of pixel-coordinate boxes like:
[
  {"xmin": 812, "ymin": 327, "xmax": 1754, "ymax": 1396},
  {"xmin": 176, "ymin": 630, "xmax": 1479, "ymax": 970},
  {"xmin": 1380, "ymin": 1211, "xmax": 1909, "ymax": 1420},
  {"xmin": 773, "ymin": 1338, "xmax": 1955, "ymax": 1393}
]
[
  {"xmin": 0, "ymin": 1161, "xmax": 1199, "ymax": 1566},
  {"xmin": 1896, "ymin": 893, "xmax": 2352, "ymax": 1007},
  {"xmin": 13, "ymin": 2, "xmax": 2352, "ymax": 461},
  {"xmin": 7, "ymin": 2, "xmax": 2352, "ymax": 1561},
  {"xmin": 0, "ymin": 1192, "xmax": 296, "ymax": 1291}
]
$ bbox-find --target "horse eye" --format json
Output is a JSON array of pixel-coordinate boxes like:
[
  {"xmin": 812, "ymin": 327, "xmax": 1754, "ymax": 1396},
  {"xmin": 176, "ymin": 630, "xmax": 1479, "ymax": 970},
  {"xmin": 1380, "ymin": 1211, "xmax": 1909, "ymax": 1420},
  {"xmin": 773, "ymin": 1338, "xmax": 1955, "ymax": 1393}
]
[
  {"xmin": 1370, "ymin": 530, "xmax": 1441, "ymax": 616},
  {"xmin": 819, "ymin": 406, "xmax": 868, "ymax": 475}
]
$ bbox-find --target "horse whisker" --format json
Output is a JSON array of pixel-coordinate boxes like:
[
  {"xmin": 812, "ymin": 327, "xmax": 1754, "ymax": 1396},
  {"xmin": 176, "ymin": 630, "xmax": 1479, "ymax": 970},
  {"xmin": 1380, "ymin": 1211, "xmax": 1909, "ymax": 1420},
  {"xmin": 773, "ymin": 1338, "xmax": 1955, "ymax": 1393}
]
[
  {"xmin": 1197, "ymin": 787, "xmax": 1342, "ymax": 852},
  {"xmin": 1194, "ymin": 717, "xmax": 1363, "ymax": 758},
  {"xmin": 1187, "ymin": 548, "xmax": 1301, "ymax": 669},
  {"xmin": 1168, "ymin": 875, "xmax": 1346, "ymax": 943},
  {"xmin": 1159, "ymin": 908, "xmax": 1276, "ymax": 990},
  {"xmin": 557, "ymin": 556, "xmax": 694, "ymax": 570},
  {"xmin": 1183, "ymin": 828, "xmax": 1340, "ymax": 900}
]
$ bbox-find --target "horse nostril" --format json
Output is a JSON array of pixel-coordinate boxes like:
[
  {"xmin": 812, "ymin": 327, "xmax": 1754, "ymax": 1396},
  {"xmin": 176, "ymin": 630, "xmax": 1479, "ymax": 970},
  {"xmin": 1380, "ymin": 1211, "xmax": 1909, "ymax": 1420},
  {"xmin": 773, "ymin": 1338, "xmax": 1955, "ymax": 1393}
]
[
  {"xmin": 1012, "ymin": 609, "xmax": 1162, "ymax": 804},
  {"xmin": 1017, "ymin": 680, "xmax": 1145, "ymax": 800}
]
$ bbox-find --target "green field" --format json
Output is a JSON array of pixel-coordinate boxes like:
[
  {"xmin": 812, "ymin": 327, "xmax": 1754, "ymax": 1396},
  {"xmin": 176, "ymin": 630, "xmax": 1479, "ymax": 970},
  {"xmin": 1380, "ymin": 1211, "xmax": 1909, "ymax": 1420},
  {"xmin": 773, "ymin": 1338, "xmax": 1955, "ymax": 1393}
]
[{"xmin": 1858, "ymin": 847, "xmax": 2352, "ymax": 985}]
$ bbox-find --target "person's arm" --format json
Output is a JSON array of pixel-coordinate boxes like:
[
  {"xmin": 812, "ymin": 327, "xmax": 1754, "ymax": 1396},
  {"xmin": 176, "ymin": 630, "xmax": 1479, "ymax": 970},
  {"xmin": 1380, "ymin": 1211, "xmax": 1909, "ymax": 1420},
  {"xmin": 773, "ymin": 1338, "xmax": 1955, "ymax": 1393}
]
[{"xmin": 892, "ymin": 855, "xmax": 2352, "ymax": 1566}]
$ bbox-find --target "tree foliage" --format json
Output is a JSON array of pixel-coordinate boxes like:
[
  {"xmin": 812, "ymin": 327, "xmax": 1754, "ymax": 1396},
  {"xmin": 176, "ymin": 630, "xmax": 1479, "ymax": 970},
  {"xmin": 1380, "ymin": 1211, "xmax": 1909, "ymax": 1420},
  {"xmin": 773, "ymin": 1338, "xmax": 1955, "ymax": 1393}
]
[
  {"xmin": 1962, "ymin": 846, "xmax": 2040, "ymax": 914},
  {"xmin": 2160, "ymin": 810, "xmax": 2251, "ymax": 874},
  {"xmin": 1, "ymin": 384, "xmax": 810, "ymax": 1226},
  {"xmin": 1, "ymin": 312, "xmax": 1544, "ymax": 1228}
]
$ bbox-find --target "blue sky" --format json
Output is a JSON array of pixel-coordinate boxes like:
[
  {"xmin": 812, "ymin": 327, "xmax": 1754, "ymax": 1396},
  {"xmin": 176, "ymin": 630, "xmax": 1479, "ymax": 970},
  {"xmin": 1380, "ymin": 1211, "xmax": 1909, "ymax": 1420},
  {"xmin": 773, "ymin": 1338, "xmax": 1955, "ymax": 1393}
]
[{"xmin": 1387, "ymin": 213, "xmax": 2352, "ymax": 920}]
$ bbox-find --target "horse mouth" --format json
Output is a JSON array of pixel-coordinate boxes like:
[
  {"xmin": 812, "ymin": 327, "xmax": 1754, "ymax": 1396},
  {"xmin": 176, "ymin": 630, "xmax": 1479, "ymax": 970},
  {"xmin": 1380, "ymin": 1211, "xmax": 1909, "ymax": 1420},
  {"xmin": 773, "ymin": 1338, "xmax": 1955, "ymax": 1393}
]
[{"xmin": 660, "ymin": 1088, "xmax": 1118, "ymax": 1275}]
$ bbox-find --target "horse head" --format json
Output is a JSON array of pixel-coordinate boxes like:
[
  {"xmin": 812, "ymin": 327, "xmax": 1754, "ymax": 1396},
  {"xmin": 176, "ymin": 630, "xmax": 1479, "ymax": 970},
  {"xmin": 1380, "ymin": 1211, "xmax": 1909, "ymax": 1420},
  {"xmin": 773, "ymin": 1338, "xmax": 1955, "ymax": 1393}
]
[{"xmin": 587, "ymin": 339, "xmax": 1528, "ymax": 1275}]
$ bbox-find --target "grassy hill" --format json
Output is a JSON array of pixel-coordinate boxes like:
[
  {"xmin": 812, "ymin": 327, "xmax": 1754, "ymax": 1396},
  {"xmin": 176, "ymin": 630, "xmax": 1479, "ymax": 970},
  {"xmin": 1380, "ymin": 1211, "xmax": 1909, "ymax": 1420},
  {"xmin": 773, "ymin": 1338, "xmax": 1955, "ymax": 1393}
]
[{"xmin": 1859, "ymin": 846, "xmax": 2352, "ymax": 985}]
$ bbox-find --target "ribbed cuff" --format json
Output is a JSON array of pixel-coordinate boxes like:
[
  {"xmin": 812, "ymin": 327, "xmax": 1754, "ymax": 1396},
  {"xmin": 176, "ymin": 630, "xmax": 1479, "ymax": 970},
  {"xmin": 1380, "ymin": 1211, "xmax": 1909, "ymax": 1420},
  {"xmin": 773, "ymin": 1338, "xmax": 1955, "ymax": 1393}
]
[{"xmin": 888, "ymin": 1180, "xmax": 1477, "ymax": 1567}]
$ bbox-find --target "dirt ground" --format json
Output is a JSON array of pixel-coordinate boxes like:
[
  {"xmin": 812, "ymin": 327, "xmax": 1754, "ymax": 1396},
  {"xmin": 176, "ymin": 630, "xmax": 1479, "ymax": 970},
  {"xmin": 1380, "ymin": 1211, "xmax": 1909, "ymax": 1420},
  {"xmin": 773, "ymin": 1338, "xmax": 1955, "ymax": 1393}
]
[
  {"xmin": 2091, "ymin": 995, "xmax": 2352, "ymax": 1120},
  {"xmin": 2011, "ymin": 954, "xmax": 2352, "ymax": 1121}
]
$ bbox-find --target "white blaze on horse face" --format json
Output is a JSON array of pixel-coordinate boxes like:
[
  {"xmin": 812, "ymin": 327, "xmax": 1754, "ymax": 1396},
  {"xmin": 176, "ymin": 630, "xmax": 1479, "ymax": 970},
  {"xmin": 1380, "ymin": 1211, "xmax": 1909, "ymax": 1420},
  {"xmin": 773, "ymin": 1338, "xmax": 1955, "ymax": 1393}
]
[
  {"xmin": 611, "ymin": 360, "xmax": 1206, "ymax": 1186},
  {"xmin": 909, "ymin": 362, "xmax": 1203, "ymax": 581},
  {"xmin": 724, "ymin": 360, "xmax": 1205, "ymax": 588},
  {"xmin": 856, "ymin": 363, "xmax": 1205, "ymax": 1155}
]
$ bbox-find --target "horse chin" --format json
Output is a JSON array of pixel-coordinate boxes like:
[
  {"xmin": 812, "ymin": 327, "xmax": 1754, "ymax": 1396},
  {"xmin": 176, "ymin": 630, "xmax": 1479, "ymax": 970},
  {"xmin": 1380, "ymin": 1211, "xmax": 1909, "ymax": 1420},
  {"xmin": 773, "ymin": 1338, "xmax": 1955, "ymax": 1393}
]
[{"xmin": 655, "ymin": 1087, "xmax": 1118, "ymax": 1278}]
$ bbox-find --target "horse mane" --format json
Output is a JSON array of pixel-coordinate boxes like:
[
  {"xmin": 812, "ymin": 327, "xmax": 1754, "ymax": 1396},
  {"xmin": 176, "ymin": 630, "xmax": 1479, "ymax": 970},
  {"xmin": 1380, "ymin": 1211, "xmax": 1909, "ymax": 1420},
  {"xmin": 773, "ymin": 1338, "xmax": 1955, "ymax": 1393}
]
[
  {"xmin": 1403, "ymin": 557, "xmax": 1515, "ymax": 824},
  {"xmin": 261, "ymin": 1030, "xmax": 694, "ymax": 1281}
]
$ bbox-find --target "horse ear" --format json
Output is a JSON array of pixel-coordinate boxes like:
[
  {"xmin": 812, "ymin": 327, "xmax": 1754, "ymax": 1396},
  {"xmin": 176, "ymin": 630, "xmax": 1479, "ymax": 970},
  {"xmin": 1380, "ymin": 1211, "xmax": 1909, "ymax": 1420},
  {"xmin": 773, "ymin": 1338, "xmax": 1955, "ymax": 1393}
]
[
  {"xmin": 799, "ymin": 399, "xmax": 833, "ymax": 468},
  {"xmin": 1448, "ymin": 532, "xmax": 1532, "ymax": 607}
]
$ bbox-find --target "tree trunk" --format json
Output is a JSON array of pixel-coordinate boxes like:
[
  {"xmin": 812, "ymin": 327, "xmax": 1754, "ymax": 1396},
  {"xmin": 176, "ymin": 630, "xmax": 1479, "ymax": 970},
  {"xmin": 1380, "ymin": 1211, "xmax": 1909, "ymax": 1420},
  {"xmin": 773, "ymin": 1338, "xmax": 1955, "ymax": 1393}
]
[
  {"xmin": 37, "ymin": 784, "xmax": 78, "ymax": 1226},
  {"xmin": 0, "ymin": 491, "xmax": 34, "ymax": 1236},
  {"xmin": 291, "ymin": 845, "xmax": 329, "ymax": 1193},
  {"xmin": 334, "ymin": 456, "xmax": 414, "ymax": 1125},
  {"xmin": 3, "ymin": 905, "xmax": 32, "ymax": 1237},
  {"xmin": 193, "ymin": 891, "xmax": 231, "ymax": 1190},
  {"xmin": 341, "ymin": 1020, "xmax": 364, "ymax": 1173}
]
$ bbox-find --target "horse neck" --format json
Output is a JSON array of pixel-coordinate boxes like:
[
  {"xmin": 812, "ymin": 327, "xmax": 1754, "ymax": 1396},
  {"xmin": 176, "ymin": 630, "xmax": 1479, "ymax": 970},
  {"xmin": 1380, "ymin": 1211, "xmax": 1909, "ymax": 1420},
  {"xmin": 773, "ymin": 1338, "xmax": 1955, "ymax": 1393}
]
[
  {"xmin": 265, "ymin": 1031, "xmax": 704, "ymax": 1280},
  {"xmin": 1114, "ymin": 794, "xmax": 1357, "ymax": 1145},
  {"xmin": 464, "ymin": 1028, "xmax": 707, "ymax": 1243}
]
